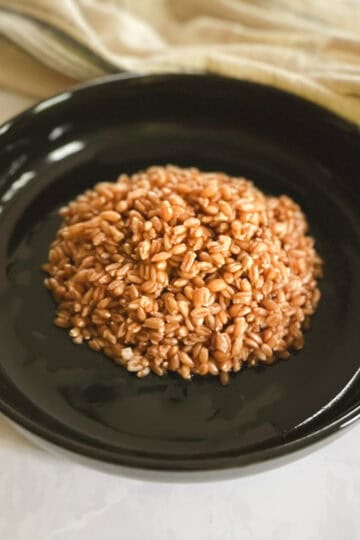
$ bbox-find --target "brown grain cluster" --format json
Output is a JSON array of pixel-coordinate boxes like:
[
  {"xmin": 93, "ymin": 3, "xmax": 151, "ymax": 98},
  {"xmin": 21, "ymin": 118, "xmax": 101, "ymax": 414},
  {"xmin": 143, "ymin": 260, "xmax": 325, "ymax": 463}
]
[{"xmin": 43, "ymin": 165, "xmax": 322, "ymax": 384}]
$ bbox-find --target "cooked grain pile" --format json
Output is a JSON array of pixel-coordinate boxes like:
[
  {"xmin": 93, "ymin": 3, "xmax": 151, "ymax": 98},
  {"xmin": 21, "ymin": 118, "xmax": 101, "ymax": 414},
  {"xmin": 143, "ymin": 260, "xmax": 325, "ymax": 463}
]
[{"xmin": 43, "ymin": 166, "xmax": 322, "ymax": 384}]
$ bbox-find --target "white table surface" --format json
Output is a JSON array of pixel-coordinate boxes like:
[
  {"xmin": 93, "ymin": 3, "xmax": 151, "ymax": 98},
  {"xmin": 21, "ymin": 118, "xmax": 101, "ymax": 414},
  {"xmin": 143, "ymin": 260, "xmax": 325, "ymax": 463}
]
[{"xmin": 0, "ymin": 88, "xmax": 359, "ymax": 540}]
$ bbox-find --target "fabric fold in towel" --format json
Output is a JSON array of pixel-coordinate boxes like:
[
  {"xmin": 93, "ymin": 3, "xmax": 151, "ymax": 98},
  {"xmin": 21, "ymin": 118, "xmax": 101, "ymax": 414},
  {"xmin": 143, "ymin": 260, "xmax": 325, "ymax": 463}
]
[{"xmin": 0, "ymin": 0, "xmax": 359, "ymax": 124}]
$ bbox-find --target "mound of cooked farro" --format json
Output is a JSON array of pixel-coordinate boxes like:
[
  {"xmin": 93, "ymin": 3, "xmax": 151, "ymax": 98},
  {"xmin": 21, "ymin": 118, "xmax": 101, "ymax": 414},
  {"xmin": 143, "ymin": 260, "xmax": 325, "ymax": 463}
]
[{"xmin": 43, "ymin": 165, "xmax": 322, "ymax": 384}]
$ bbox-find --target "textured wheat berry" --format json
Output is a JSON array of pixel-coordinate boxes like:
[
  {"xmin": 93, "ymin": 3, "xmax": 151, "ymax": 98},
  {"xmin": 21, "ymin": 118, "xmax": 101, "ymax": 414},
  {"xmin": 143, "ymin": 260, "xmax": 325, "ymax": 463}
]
[{"xmin": 43, "ymin": 166, "xmax": 323, "ymax": 384}]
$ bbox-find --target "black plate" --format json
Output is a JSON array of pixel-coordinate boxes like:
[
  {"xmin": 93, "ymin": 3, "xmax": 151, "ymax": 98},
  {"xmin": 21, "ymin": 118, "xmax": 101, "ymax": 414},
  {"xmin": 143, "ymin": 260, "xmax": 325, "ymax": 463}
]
[{"xmin": 0, "ymin": 74, "xmax": 359, "ymax": 473}]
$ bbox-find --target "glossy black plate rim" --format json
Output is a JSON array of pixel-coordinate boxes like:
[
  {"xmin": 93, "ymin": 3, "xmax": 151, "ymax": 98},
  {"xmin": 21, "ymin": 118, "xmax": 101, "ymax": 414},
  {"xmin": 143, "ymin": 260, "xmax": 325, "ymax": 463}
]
[
  {"xmin": 0, "ymin": 73, "xmax": 359, "ymax": 473},
  {"xmin": 1, "ymin": 389, "xmax": 359, "ymax": 472}
]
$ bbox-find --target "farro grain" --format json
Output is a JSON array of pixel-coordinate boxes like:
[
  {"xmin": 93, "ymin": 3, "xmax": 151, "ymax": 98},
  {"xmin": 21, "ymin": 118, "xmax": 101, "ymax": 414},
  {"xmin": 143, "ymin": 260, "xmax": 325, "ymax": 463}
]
[{"xmin": 43, "ymin": 165, "xmax": 322, "ymax": 385}]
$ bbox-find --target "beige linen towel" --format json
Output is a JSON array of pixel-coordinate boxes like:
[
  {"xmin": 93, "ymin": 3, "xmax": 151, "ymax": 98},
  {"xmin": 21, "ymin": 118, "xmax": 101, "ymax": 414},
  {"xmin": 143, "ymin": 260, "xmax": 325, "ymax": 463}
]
[{"xmin": 0, "ymin": 0, "xmax": 359, "ymax": 123}]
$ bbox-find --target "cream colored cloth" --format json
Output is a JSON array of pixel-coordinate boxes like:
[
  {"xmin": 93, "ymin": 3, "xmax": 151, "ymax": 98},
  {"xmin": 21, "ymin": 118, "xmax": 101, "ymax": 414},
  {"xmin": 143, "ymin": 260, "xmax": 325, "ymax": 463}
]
[{"xmin": 0, "ymin": 0, "xmax": 359, "ymax": 123}]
